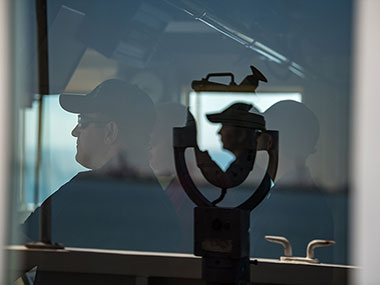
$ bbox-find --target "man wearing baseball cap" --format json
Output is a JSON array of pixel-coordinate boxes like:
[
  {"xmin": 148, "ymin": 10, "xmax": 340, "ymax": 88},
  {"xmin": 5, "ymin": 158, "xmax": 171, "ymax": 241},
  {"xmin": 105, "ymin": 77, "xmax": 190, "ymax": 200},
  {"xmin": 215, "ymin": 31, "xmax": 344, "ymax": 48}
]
[
  {"xmin": 194, "ymin": 102, "xmax": 270, "ymax": 190},
  {"xmin": 23, "ymin": 79, "xmax": 181, "ymax": 252}
]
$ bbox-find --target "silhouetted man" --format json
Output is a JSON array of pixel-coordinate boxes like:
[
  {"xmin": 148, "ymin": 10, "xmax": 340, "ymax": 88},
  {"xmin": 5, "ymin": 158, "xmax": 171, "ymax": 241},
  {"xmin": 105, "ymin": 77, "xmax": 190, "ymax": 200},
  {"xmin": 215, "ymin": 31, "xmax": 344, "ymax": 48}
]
[
  {"xmin": 23, "ymin": 79, "xmax": 181, "ymax": 252},
  {"xmin": 150, "ymin": 103, "xmax": 198, "ymax": 252},
  {"xmin": 251, "ymin": 100, "xmax": 334, "ymax": 262},
  {"xmin": 195, "ymin": 103, "xmax": 267, "ymax": 191}
]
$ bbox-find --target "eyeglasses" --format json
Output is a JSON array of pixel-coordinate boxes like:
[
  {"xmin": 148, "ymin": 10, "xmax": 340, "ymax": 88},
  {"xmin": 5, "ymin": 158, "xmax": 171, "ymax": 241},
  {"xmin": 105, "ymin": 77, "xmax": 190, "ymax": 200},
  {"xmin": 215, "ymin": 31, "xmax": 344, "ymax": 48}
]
[{"xmin": 77, "ymin": 115, "xmax": 110, "ymax": 129}]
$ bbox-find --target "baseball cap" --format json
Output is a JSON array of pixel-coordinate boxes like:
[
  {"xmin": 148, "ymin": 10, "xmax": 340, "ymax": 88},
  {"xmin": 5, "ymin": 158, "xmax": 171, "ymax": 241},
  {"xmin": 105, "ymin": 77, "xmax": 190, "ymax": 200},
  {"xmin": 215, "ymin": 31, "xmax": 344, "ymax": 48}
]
[
  {"xmin": 60, "ymin": 79, "xmax": 154, "ymax": 114},
  {"xmin": 207, "ymin": 102, "xmax": 266, "ymax": 130},
  {"xmin": 59, "ymin": 79, "xmax": 155, "ymax": 130}
]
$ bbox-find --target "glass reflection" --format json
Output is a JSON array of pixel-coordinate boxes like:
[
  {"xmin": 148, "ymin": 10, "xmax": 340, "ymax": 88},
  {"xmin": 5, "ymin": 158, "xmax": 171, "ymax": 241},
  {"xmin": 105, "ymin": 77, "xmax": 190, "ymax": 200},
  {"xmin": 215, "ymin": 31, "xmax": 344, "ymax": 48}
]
[
  {"xmin": 11, "ymin": 0, "xmax": 351, "ymax": 271},
  {"xmin": 23, "ymin": 79, "xmax": 181, "ymax": 252},
  {"xmin": 252, "ymin": 100, "xmax": 334, "ymax": 262}
]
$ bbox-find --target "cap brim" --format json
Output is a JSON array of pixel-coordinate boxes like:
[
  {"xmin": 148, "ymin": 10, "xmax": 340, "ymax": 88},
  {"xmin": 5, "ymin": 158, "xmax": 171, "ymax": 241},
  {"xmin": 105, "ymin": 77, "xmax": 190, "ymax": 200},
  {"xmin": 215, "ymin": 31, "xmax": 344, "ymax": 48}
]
[
  {"xmin": 207, "ymin": 113, "xmax": 248, "ymax": 126},
  {"xmin": 59, "ymin": 94, "xmax": 94, "ymax": 114},
  {"xmin": 207, "ymin": 111, "xmax": 266, "ymax": 129},
  {"xmin": 206, "ymin": 113, "xmax": 223, "ymax": 123}
]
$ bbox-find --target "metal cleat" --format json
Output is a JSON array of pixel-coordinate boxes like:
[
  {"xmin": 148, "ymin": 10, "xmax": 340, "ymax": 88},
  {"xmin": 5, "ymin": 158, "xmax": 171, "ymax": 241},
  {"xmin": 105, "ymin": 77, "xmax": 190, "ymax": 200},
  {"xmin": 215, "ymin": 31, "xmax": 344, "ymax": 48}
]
[{"xmin": 265, "ymin": 235, "xmax": 335, "ymax": 264}]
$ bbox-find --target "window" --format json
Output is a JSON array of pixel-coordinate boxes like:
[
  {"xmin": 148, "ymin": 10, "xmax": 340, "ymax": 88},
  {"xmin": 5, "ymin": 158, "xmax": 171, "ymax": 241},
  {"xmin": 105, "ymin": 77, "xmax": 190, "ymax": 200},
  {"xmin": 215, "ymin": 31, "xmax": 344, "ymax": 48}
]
[{"xmin": 9, "ymin": 0, "xmax": 353, "ymax": 277}]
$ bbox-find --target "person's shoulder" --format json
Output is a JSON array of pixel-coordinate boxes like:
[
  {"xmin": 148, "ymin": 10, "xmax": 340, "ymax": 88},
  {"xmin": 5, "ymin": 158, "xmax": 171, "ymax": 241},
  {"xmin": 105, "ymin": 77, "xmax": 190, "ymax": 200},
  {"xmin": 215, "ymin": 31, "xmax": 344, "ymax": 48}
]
[
  {"xmin": 36, "ymin": 171, "xmax": 93, "ymax": 206},
  {"xmin": 59, "ymin": 170, "xmax": 102, "ymax": 188},
  {"xmin": 71, "ymin": 170, "xmax": 94, "ymax": 180}
]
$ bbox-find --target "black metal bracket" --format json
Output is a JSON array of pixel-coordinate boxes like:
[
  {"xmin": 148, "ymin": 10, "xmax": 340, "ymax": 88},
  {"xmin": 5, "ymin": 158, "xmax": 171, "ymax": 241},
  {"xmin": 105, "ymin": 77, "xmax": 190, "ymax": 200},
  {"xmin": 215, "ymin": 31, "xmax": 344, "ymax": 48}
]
[{"xmin": 173, "ymin": 107, "xmax": 278, "ymax": 284}]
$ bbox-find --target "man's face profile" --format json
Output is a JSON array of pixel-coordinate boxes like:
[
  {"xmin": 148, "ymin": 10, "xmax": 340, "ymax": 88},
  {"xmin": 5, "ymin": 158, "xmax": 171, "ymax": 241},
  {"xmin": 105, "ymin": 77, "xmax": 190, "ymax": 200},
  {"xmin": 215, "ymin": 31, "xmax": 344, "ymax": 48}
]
[
  {"xmin": 218, "ymin": 125, "xmax": 258, "ymax": 157},
  {"xmin": 71, "ymin": 113, "xmax": 110, "ymax": 169},
  {"xmin": 218, "ymin": 125, "xmax": 241, "ymax": 153},
  {"xmin": 59, "ymin": 79, "xmax": 156, "ymax": 172}
]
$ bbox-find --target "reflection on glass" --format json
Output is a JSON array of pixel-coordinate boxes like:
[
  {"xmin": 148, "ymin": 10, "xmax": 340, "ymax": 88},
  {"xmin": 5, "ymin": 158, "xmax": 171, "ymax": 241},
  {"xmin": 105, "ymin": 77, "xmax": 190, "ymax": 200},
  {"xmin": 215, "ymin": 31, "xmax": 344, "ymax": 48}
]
[
  {"xmin": 10, "ymin": 1, "xmax": 352, "ymax": 279},
  {"xmin": 252, "ymin": 100, "xmax": 335, "ymax": 263},
  {"xmin": 151, "ymin": 103, "xmax": 195, "ymax": 251},
  {"xmin": 22, "ymin": 79, "xmax": 181, "ymax": 252}
]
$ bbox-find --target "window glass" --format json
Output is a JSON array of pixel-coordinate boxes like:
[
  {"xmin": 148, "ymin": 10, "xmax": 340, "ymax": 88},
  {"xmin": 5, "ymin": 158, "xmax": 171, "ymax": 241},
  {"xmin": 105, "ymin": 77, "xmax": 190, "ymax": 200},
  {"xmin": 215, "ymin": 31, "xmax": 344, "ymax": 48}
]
[{"xmin": 11, "ymin": 0, "xmax": 352, "ymax": 267}]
